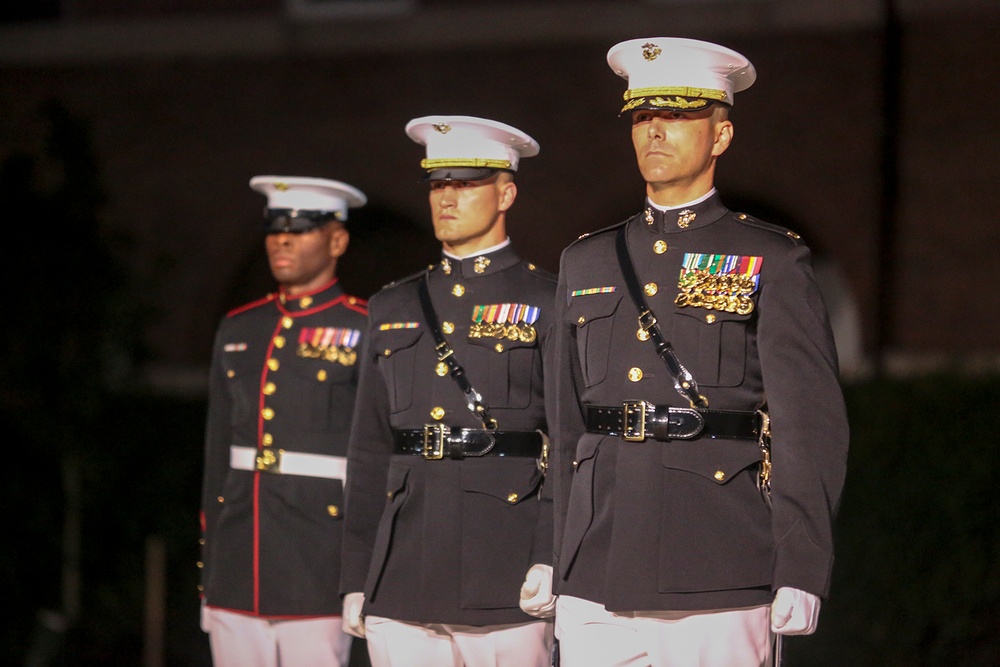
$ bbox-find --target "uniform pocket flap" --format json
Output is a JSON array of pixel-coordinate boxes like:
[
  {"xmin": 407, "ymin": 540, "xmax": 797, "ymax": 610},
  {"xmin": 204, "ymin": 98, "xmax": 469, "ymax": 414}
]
[
  {"xmin": 673, "ymin": 304, "xmax": 753, "ymax": 324},
  {"xmin": 372, "ymin": 328, "xmax": 423, "ymax": 357},
  {"xmin": 460, "ymin": 460, "xmax": 542, "ymax": 505},
  {"xmin": 660, "ymin": 440, "xmax": 761, "ymax": 485},
  {"xmin": 566, "ymin": 292, "xmax": 624, "ymax": 328}
]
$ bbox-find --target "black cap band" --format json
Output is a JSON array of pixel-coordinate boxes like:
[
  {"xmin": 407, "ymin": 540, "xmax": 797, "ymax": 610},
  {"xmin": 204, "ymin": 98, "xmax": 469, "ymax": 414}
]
[{"xmin": 263, "ymin": 208, "xmax": 340, "ymax": 234}]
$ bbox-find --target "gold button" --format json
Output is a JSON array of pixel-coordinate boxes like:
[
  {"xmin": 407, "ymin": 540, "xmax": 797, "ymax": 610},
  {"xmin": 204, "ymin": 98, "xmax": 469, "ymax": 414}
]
[
  {"xmin": 705, "ymin": 314, "xmax": 717, "ymax": 324},
  {"xmin": 317, "ymin": 369, "xmax": 327, "ymax": 381},
  {"xmin": 282, "ymin": 316, "xmax": 293, "ymax": 329},
  {"xmin": 383, "ymin": 349, "xmax": 392, "ymax": 357},
  {"xmin": 199, "ymin": 538, "xmax": 205, "ymax": 545},
  {"xmin": 300, "ymin": 296, "xmax": 313, "ymax": 308},
  {"xmin": 452, "ymin": 284, "xmax": 465, "ymax": 297},
  {"xmin": 430, "ymin": 407, "xmax": 445, "ymax": 420},
  {"xmin": 226, "ymin": 369, "xmax": 235, "ymax": 378},
  {"xmin": 262, "ymin": 407, "xmax": 275, "ymax": 420},
  {"xmin": 644, "ymin": 282, "xmax": 658, "ymax": 296},
  {"xmin": 273, "ymin": 336, "xmax": 285, "ymax": 348},
  {"xmin": 387, "ymin": 491, "xmax": 393, "ymax": 498},
  {"xmin": 262, "ymin": 382, "xmax": 276, "ymax": 395},
  {"xmin": 507, "ymin": 493, "xmax": 519, "ymax": 503},
  {"xmin": 636, "ymin": 328, "xmax": 650, "ymax": 342},
  {"xmin": 197, "ymin": 584, "xmax": 204, "ymax": 591},
  {"xmin": 714, "ymin": 470, "xmax": 726, "ymax": 481},
  {"xmin": 577, "ymin": 316, "xmax": 586, "ymax": 324},
  {"xmin": 739, "ymin": 213, "xmax": 747, "ymax": 220},
  {"xmin": 528, "ymin": 263, "xmax": 536, "ymax": 270},
  {"xmin": 348, "ymin": 296, "xmax": 357, "ymax": 305},
  {"xmin": 628, "ymin": 367, "xmax": 643, "ymax": 382},
  {"xmin": 442, "ymin": 321, "xmax": 455, "ymax": 334},
  {"xmin": 196, "ymin": 561, "xmax": 203, "ymax": 569},
  {"xmin": 435, "ymin": 361, "xmax": 448, "ymax": 377},
  {"xmin": 572, "ymin": 460, "xmax": 578, "ymax": 468},
  {"xmin": 217, "ymin": 496, "xmax": 224, "ymax": 503},
  {"xmin": 495, "ymin": 343, "xmax": 504, "ymax": 353},
  {"xmin": 262, "ymin": 433, "xmax": 273, "ymax": 446},
  {"xmin": 327, "ymin": 505, "xmax": 340, "ymax": 517},
  {"xmin": 267, "ymin": 358, "xmax": 280, "ymax": 371},
  {"xmin": 654, "ymin": 240, "xmax": 668, "ymax": 254}
]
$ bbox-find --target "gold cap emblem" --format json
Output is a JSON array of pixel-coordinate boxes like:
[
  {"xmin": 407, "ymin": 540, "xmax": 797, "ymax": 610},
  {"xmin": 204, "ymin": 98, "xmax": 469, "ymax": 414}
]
[
  {"xmin": 275, "ymin": 182, "xmax": 288, "ymax": 191},
  {"xmin": 642, "ymin": 42, "xmax": 662, "ymax": 61},
  {"xmin": 433, "ymin": 123, "xmax": 451, "ymax": 134}
]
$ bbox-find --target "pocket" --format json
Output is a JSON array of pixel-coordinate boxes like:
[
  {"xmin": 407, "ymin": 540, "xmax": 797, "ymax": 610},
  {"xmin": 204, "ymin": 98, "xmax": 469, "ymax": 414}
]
[
  {"xmin": 566, "ymin": 293, "xmax": 625, "ymax": 387},
  {"xmin": 289, "ymin": 358, "xmax": 355, "ymax": 431},
  {"xmin": 466, "ymin": 335, "xmax": 538, "ymax": 409},
  {"xmin": 657, "ymin": 440, "xmax": 772, "ymax": 592},
  {"xmin": 459, "ymin": 460, "xmax": 543, "ymax": 608},
  {"xmin": 558, "ymin": 434, "xmax": 603, "ymax": 579},
  {"xmin": 371, "ymin": 328, "xmax": 424, "ymax": 414},
  {"xmin": 672, "ymin": 307, "xmax": 751, "ymax": 387},
  {"xmin": 366, "ymin": 464, "xmax": 411, "ymax": 601}
]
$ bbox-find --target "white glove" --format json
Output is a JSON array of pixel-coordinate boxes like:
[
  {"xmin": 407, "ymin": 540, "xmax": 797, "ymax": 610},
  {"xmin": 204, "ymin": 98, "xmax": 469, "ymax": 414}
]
[
  {"xmin": 200, "ymin": 599, "xmax": 211, "ymax": 633},
  {"xmin": 342, "ymin": 592, "xmax": 366, "ymax": 638},
  {"xmin": 770, "ymin": 587, "xmax": 821, "ymax": 635},
  {"xmin": 519, "ymin": 563, "xmax": 557, "ymax": 618}
]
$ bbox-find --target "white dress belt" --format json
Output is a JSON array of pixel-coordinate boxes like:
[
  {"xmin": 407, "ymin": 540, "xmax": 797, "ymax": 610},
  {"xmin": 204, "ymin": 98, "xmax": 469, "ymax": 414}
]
[{"xmin": 229, "ymin": 445, "xmax": 347, "ymax": 481}]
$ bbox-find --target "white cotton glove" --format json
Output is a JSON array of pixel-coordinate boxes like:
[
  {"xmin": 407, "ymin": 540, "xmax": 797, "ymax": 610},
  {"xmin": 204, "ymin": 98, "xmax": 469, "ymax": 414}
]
[
  {"xmin": 342, "ymin": 592, "xmax": 366, "ymax": 638},
  {"xmin": 200, "ymin": 599, "xmax": 211, "ymax": 633},
  {"xmin": 770, "ymin": 587, "xmax": 821, "ymax": 635},
  {"xmin": 519, "ymin": 563, "xmax": 557, "ymax": 618}
]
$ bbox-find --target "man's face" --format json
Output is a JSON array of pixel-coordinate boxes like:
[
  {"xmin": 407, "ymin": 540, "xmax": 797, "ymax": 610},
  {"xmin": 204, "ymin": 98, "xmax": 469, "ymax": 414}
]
[
  {"xmin": 428, "ymin": 174, "xmax": 516, "ymax": 256},
  {"xmin": 265, "ymin": 222, "xmax": 348, "ymax": 295},
  {"xmin": 630, "ymin": 107, "xmax": 732, "ymax": 193}
]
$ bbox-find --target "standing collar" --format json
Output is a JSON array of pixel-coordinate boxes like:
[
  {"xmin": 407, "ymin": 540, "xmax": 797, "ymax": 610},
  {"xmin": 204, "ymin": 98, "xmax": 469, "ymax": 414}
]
[
  {"xmin": 639, "ymin": 191, "xmax": 729, "ymax": 233},
  {"xmin": 277, "ymin": 278, "xmax": 343, "ymax": 311},
  {"xmin": 438, "ymin": 243, "xmax": 522, "ymax": 279}
]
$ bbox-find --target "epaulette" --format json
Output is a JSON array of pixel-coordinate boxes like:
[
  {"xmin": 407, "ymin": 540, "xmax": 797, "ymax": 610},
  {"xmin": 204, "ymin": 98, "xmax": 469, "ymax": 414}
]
[
  {"xmin": 225, "ymin": 292, "xmax": 279, "ymax": 318},
  {"xmin": 520, "ymin": 261, "xmax": 557, "ymax": 282},
  {"xmin": 380, "ymin": 263, "xmax": 435, "ymax": 291},
  {"xmin": 565, "ymin": 214, "xmax": 634, "ymax": 249},
  {"xmin": 733, "ymin": 212, "xmax": 805, "ymax": 245}
]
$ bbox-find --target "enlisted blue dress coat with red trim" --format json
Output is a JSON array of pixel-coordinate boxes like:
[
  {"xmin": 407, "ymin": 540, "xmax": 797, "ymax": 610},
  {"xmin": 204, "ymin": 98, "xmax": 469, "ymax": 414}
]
[{"xmin": 200, "ymin": 278, "xmax": 367, "ymax": 617}]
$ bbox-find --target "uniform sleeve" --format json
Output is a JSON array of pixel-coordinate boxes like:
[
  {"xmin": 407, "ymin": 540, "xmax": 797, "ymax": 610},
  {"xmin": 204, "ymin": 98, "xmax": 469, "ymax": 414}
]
[
  {"xmin": 546, "ymin": 252, "xmax": 588, "ymax": 589},
  {"xmin": 756, "ymin": 243, "xmax": 849, "ymax": 598},
  {"xmin": 199, "ymin": 323, "xmax": 232, "ymax": 600},
  {"xmin": 340, "ymin": 316, "xmax": 395, "ymax": 596},
  {"xmin": 529, "ymin": 295, "xmax": 557, "ymax": 567}
]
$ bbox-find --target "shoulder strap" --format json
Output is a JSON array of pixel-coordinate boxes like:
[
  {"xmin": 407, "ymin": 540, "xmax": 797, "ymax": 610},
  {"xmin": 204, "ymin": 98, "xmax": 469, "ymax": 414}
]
[
  {"xmin": 417, "ymin": 274, "xmax": 498, "ymax": 429},
  {"xmin": 614, "ymin": 225, "xmax": 708, "ymax": 408}
]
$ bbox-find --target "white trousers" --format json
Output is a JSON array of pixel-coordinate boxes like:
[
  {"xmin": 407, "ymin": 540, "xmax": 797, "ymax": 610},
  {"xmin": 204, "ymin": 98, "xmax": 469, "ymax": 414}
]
[
  {"xmin": 204, "ymin": 606, "xmax": 352, "ymax": 667},
  {"xmin": 364, "ymin": 615, "xmax": 553, "ymax": 667},
  {"xmin": 555, "ymin": 595, "xmax": 773, "ymax": 667}
]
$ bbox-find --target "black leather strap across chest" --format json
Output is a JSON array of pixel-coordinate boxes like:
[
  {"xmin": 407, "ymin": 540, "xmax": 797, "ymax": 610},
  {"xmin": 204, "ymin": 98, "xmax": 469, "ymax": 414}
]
[
  {"xmin": 417, "ymin": 272, "xmax": 497, "ymax": 430},
  {"xmin": 615, "ymin": 224, "xmax": 707, "ymax": 409}
]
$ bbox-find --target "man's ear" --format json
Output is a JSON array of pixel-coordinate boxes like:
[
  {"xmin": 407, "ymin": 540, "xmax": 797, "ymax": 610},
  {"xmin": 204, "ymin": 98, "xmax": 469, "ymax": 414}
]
[
  {"xmin": 498, "ymin": 180, "xmax": 518, "ymax": 213},
  {"xmin": 712, "ymin": 120, "xmax": 734, "ymax": 158},
  {"xmin": 327, "ymin": 224, "xmax": 350, "ymax": 259}
]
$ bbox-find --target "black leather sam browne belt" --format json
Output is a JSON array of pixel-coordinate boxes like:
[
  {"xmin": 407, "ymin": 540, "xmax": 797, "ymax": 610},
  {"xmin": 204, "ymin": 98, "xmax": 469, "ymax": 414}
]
[
  {"xmin": 585, "ymin": 401, "xmax": 761, "ymax": 442},
  {"xmin": 394, "ymin": 426, "xmax": 544, "ymax": 460}
]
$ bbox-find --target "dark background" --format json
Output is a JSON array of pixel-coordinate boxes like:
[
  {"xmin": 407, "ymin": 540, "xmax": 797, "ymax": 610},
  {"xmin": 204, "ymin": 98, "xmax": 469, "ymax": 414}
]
[{"xmin": 1, "ymin": 1, "xmax": 998, "ymax": 665}]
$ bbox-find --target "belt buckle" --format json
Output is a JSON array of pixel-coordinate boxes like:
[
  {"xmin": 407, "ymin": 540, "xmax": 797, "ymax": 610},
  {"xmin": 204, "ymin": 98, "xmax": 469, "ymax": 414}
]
[
  {"xmin": 256, "ymin": 448, "xmax": 282, "ymax": 473},
  {"xmin": 621, "ymin": 401, "xmax": 651, "ymax": 442},
  {"xmin": 422, "ymin": 424, "xmax": 449, "ymax": 460}
]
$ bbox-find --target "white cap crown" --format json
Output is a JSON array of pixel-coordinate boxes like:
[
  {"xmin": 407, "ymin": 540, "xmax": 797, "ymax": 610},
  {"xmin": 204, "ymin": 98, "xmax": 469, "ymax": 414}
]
[
  {"xmin": 405, "ymin": 115, "xmax": 539, "ymax": 179},
  {"xmin": 249, "ymin": 175, "xmax": 366, "ymax": 221},
  {"xmin": 607, "ymin": 37, "xmax": 756, "ymax": 113}
]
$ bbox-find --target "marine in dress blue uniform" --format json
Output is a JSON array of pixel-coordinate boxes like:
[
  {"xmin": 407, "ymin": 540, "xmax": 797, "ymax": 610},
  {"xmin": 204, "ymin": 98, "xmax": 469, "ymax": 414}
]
[
  {"xmin": 340, "ymin": 117, "xmax": 557, "ymax": 667},
  {"xmin": 548, "ymin": 38, "xmax": 850, "ymax": 667},
  {"xmin": 200, "ymin": 176, "xmax": 368, "ymax": 667}
]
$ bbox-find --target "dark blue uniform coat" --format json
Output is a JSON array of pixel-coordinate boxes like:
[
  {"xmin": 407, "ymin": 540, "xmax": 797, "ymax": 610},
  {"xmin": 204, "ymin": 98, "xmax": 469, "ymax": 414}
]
[
  {"xmin": 549, "ymin": 194, "xmax": 849, "ymax": 612},
  {"xmin": 341, "ymin": 244, "xmax": 557, "ymax": 626},
  {"xmin": 200, "ymin": 279, "xmax": 367, "ymax": 617}
]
